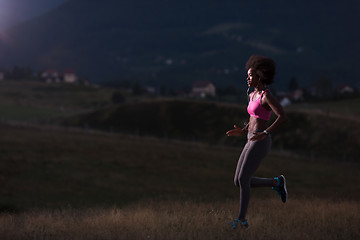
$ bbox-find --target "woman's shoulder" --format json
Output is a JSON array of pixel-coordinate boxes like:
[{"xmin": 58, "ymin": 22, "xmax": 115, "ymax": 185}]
[
  {"xmin": 262, "ymin": 89, "xmax": 273, "ymax": 97},
  {"xmin": 262, "ymin": 89, "xmax": 280, "ymax": 106},
  {"xmin": 261, "ymin": 89, "xmax": 275, "ymax": 103}
]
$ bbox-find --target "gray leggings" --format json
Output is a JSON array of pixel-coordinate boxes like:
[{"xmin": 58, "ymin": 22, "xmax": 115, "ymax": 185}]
[{"xmin": 234, "ymin": 131, "xmax": 273, "ymax": 219}]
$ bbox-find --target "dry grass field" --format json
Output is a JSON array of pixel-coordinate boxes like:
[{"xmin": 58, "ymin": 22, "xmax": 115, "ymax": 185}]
[
  {"xmin": 0, "ymin": 81, "xmax": 359, "ymax": 239},
  {"xmin": 0, "ymin": 123, "xmax": 359, "ymax": 239},
  {"xmin": 0, "ymin": 198, "xmax": 359, "ymax": 240}
]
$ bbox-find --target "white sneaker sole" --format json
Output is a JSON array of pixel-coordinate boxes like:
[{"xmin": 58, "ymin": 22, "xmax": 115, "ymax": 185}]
[{"xmin": 280, "ymin": 174, "xmax": 288, "ymax": 203}]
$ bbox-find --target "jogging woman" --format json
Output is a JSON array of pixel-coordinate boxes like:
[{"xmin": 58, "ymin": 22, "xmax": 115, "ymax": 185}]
[{"xmin": 226, "ymin": 55, "xmax": 288, "ymax": 229}]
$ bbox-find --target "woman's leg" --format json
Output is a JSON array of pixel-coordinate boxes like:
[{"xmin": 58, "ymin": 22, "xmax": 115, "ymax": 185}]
[
  {"xmin": 251, "ymin": 177, "xmax": 274, "ymax": 187},
  {"xmin": 234, "ymin": 141, "xmax": 251, "ymax": 187},
  {"xmin": 235, "ymin": 134, "xmax": 272, "ymax": 220}
]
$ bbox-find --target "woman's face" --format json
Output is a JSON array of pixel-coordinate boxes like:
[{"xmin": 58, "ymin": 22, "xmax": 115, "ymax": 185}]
[{"xmin": 247, "ymin": 68, "xmax": 259, "ymax": 87}]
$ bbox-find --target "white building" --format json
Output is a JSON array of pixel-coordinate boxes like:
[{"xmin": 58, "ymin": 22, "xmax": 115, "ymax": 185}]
[
  {"xmin": 191, "ymin": 81, "xmax": 216, "ymax": 98},
  {"xmin": 337, "ymin": 84, "xmax": 354, "ymax": 94},
  {"xmin": 63, "ymin": 69, "xmax": 78, "ymax": 83}
]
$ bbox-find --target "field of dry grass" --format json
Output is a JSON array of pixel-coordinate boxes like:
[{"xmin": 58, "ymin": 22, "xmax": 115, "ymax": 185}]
[
  {"xmin": 0, "ymin": 82, "xmax": 359, "ymax": 239},
  {"xmin": 0, "ymin": 122, "xmax": 359, "ymax": 239},
  {"xmin": 0, "ymin": 198, "xmax": 359, "ymax": 240}
]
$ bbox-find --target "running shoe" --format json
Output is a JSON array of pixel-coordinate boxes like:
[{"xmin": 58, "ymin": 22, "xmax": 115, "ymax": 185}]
[
  {"xmin": 229, "ymin": 219, "xmax": 249, "ymax": 229},
  {"xmin": 272, "ymin": 175, "xmax": 288, "ymax": 203}
]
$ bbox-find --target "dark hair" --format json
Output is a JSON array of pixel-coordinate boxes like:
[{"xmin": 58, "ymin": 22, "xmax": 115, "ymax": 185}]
[{"xmin": 245, "ymin": 55, "xmax": 276, "ymax": 85}]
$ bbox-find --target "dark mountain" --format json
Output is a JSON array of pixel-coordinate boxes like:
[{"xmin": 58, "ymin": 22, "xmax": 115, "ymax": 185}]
[{"xmin": 0, "ymin": 0, "xmax": 359, "ymax": 90}]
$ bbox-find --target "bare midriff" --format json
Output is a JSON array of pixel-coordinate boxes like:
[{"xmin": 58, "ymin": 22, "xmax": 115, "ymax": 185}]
[{"xmin": 248, "ymin": 116, "xmax": 268, "ymax": 132}]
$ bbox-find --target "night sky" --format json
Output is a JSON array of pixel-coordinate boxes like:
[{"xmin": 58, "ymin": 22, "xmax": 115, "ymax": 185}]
[{"xmin": 0, "ymin": 0, "xmax": 67, "ymax": 30}]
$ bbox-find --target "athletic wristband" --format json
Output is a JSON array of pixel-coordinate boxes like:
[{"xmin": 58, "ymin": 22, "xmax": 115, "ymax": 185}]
[{"xmin": 263, "ymin": 130, "xmax": 270, "ymax": 135}]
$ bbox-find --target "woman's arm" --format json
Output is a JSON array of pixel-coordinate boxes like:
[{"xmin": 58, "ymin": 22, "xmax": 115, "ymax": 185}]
[
  {"xmin": 226, "ymin": 122, "xmax": 248, "ymax": 137},
  {"xmin": 263, "ymin": 91, "xmax": 288, "ymax": 134}
]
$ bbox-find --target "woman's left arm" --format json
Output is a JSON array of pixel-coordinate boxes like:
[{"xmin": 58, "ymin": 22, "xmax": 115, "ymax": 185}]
[{"xmin": 263, "ymin": 91, "xmax": 288, "ymax": 134}]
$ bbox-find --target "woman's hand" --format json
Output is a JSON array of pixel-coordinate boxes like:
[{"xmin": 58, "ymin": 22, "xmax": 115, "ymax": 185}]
[
  {"xmin": 226, "ymin": 125, "xmax": 245, "ymax": 137},
  {"xmin": 250, "ymin": 132, "xmax": 267, "ymax": 141}
]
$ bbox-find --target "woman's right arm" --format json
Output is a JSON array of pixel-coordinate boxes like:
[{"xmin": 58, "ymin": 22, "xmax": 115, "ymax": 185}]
[{"xmin": 226, "ymin": 122, "xmax": 248, "ymax": 137}]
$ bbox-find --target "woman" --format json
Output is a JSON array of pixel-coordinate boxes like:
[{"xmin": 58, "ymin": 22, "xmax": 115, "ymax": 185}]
[{"xmin": 226, "ymin": 55, "xmax": 288, "ymax": 229}]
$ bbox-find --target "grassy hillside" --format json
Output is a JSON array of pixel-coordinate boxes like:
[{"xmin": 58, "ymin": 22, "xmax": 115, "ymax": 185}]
[
  {"xmin": 0, "ymin": 80, "xmax": 359, "ymax": 160},
  {"xmin": 0, "ymin": 80, "xmax": 114, "ymax": 121},
  {"xmin": 1, "ymin": 122, "xmax": 359, "ymax": 212},
  {"xmin": 62, "ymin": 99, "xmax": 360, "ymax": 160},
  {"xmin": 0, "ymin": 122, "xmax": 359, "ymax": 239},
  {"xmin": 287, "ymin": 98, "xmax": 360, "ymax": 118}
]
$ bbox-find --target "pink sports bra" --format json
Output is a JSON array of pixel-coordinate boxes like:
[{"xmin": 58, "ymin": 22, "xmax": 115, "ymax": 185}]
[{"xmin": 247, "ymin": 89, "xmax": 271, "ymax": 121}]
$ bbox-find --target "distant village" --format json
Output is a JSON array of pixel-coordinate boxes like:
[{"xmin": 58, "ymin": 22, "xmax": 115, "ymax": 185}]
[
  {"xmin": 0, "ymin": 67, "xmax": 89, "ymax": 86},
  {"xmin": 0, "ymin": 66, "xmax": 359, "ymax": 106}
]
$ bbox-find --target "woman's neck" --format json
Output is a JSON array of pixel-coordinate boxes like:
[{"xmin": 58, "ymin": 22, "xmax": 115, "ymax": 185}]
[
  {"xmin": 254, "ymin": 81, "xmax": 265, "ymax": 92},
  {"xmin": 254, "ymin": 86, "xmax": 265, "ymax": 92}
]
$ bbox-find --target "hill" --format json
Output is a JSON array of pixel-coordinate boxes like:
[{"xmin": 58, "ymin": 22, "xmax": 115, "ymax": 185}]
[
  {"xmin": 0, "ymin": 122, "xmax": 359, "ymax": 239},
  {"xmin": 0, "ymin": 80, "xmax": 115, "ymax": 121},
  {"xmin": 61, "ymin": 99, "xmax": 360, "ymax": 161},
  {"xmin": 0, "ymin": 80, "xmax": 358, "ymax": 160},
  {"xmin": 0, "ymin": 80, "xmax": 359, "ymax": 239},
  {"xmin": 0, "ymin": 0, "xmax": 359, "ymax": 89},
  {"xmin": 1, "ymin": 122, "xmax": 359, "ymax": 212}
]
